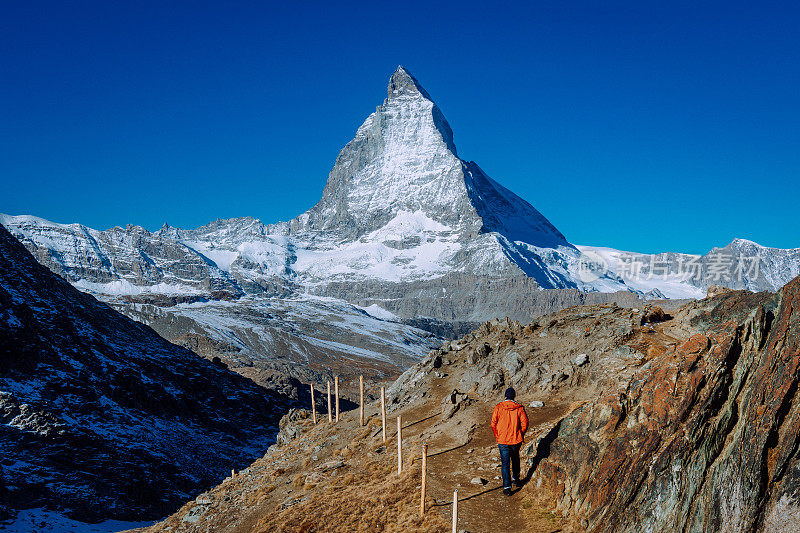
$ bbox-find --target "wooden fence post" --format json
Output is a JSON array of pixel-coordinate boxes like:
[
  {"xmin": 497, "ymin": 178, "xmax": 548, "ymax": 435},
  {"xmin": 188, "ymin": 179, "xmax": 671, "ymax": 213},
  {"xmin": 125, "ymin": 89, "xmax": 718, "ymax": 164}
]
[
  {"xmin": 381, "ymin": 387, "xmax": 387, "ymax": 443},
  {"xmin": 397, "ymin": 415, "xmax": 402, "ymax": 475},
  {"xmin": 310, "ymin": 383, "xmax": 316, "ymax": 424},
  {"xmin": 420, "ymin": 442, "xmax": 428, "ymax": 517},
  {"xmin": 452, "ymin": 489, "xmax": 458, "ymax": 533},
  {"xmin": 359, "ymin": 375, "xmax": 364, "ymax": 426},
  {"xmin": 327, "ymin": 381, "xmax": 332, "ymax": 422},
  {"xmin": 335, "ymin": 376, "xmax": 340, "ymax": 422}
]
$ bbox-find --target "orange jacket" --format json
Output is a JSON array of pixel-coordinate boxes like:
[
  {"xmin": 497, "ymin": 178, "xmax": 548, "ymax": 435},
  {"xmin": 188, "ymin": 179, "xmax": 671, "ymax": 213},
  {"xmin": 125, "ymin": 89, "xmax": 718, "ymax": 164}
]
[{"xmin": 491, "ymin": 400, "xmax": 528, "ymax": 445}]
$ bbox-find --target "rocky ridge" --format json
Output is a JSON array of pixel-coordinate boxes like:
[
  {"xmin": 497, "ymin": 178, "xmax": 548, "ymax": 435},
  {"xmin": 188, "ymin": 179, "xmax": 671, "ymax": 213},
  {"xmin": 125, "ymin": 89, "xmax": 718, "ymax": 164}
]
[{"xmin": 526, "ymin": 279, "xmax": 800, "ymax": 532}]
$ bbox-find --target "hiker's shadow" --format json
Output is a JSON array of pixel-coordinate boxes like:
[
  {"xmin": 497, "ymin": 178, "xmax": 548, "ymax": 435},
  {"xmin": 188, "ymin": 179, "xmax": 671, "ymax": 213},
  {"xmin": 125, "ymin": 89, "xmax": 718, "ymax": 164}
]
[{"xmin": 523, "ymin": 419, "xmax": 562, "ymax": 482}]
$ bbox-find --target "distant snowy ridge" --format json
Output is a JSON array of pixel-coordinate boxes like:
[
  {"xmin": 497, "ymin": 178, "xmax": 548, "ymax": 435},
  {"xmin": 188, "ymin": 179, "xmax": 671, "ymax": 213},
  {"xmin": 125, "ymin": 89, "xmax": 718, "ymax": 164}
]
[
  {"xmin": 0, "ymin": 211, "xmax": 441, "ymax": 389},
  {"xmin": 577, "ymin": 239, "xmax": 800, "ymax": 298}
]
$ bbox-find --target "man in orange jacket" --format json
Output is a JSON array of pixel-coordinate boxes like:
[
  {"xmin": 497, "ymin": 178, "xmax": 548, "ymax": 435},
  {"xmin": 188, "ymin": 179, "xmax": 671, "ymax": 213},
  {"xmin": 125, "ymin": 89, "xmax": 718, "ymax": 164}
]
[{"xmin": 491, "ymin": 387, "xmax": 528, "ymax": 496}]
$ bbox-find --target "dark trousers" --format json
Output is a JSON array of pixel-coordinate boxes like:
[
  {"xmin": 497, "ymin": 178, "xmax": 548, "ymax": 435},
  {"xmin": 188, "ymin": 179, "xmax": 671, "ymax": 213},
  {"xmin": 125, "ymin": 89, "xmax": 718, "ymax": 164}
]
[{"xmin": 498, "ymin": 443, "xmax": 521, "ymax": 489}]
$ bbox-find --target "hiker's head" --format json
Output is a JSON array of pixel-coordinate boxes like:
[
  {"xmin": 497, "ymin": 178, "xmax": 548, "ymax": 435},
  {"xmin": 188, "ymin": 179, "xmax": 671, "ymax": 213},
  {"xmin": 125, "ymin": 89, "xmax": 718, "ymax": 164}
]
[{"xmin": 504, "ymin": 387, "xmax": 516, "ymax": 400}]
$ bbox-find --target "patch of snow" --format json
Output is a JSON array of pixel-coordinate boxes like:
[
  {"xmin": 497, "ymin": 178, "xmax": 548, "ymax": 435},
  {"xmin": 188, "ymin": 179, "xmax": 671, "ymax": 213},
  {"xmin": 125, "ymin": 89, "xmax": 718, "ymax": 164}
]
[
  {"xmin": 73, "ymin": 279, "xmax": 203, "ymax": 296},
  {"xmin": 355, "ymin": 304, "xmax": 398, "ymax": 321},
  {"xmin": 181, "ymin": 241, "xmax": 240, "ymax": 271},
  {"xmin": 1, "ymin": 508, "xmax": 154, "ymax": 533}
]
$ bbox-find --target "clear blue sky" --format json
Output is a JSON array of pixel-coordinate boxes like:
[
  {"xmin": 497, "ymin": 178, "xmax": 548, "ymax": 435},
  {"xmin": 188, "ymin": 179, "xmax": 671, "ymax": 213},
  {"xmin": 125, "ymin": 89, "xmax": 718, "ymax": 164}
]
[{"xmin": 1, "ymin": 1, "xmax": 798, "ymax": 254}]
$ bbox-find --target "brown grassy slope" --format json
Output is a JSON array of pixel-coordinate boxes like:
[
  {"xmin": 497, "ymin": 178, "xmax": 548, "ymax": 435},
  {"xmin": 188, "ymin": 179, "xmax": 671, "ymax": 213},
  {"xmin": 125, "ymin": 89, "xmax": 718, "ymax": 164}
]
[{"xmin": 137, "ymin": 411, "xmax": 450, "ymax": 533}]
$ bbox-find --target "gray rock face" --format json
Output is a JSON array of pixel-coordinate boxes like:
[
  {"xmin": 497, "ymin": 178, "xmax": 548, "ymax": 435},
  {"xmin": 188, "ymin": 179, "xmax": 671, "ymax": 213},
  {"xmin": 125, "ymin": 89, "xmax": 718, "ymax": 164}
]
[{"xmin": 317, "ymin": 274, "xmax": 653, "ymax": 322}]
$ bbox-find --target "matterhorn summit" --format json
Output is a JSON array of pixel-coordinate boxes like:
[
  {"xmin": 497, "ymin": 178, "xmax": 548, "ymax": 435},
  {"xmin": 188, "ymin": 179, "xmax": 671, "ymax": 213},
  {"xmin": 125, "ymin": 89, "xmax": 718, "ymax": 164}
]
[
  {"xmin": 294, "ymin": 66, "xmax": 467, "ymax": 237},
  {"xmin": 295, "ymin": 66, "xmax": 569, "ymax": 249},
  {"xmin": 289, "ymin": 66, "xmax": 584, "ymax": 291}
]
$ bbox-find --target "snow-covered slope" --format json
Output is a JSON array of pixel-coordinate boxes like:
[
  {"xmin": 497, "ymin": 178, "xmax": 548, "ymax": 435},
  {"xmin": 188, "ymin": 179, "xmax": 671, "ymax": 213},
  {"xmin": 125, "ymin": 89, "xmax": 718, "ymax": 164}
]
[{"xmin": 0, "ymin": 212, "xmax": 442, "ymax": 390}]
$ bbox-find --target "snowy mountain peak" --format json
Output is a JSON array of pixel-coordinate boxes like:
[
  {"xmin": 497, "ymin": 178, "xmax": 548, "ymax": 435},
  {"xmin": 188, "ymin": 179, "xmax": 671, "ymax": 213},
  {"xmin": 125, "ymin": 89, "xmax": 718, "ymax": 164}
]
[
  {"xmin": 290, "ymin": 65, "xmax": 574, "ymax": 259},
  {"xmin": 387, "ymin": 65, "xmax": 432, "ymax": 101},
  {"xmin": 728, "ymin": 237, "xmax": 761, "ymax": 248}
]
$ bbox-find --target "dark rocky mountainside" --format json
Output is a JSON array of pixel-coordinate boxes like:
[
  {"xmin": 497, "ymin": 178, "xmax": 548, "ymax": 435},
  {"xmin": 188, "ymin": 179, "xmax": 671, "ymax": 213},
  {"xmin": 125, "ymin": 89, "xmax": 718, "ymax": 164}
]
[
  {"xmin": 141, "ymin": 275, "xmax": 800, "ymax": 532},
  {"xmin": 0, "ymin": 224, "xmax": 292, "ymax": 525}
]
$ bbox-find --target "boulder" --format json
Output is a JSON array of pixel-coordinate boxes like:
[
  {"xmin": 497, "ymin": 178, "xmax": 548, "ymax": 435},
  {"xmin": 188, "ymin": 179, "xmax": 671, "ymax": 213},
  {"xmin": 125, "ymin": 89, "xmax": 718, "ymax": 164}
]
[
  {"xmin": 304, "ymin": 472, "xmax": 324, "ymax": 485},
  {"xmin": 573, "ymin": 353, "xmax": 589, "ymax": 367},
  {"xmin": 470, "ymin": 343, "xmax": 493, "ymax": 364},
  {"xmin": 640, "ymin": 305, "xmax": 669, "ymax": 325},
  {"xmin": 276, "ymin": 408, "xmax": 311, "ymax": 446},
  {"xmin": 488, "ymin": 370, "xmax": 505, "ymax": 391},
  {"xmin": 316, "ymin": 460, "xmax": 345, "ymax": 472},
  {"xmin": 706, "ymin": 285, "xmax": 734, "ymax": 298},
  {"xmin": 502, "ymin": 352, "xmax": 524, "ymax": 376}
]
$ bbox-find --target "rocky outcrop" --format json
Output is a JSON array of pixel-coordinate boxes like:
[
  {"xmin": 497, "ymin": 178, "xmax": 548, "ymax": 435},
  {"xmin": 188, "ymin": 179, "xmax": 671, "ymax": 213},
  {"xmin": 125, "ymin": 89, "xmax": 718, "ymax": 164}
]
[
  {"xmin": 707, "ymin": 284, "xmax": 736, "ymax": 298},
  {"xmin": 529, "ymin": 279, "xmax": 800, "ymax": 532},
  {"xmin": 0, "ymin": 224, "xmax": 292, "ymax": 525},
  {"xmin": 273, "ymin": 408, "xmax": 312, "ymax": 447}
]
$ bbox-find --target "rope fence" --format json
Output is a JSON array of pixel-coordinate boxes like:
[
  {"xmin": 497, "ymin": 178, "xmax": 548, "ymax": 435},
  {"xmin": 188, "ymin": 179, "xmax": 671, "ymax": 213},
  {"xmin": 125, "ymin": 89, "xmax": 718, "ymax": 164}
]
[{"xmin": 299, "ymin": 374, "xmax": 471, "ymax": 527}]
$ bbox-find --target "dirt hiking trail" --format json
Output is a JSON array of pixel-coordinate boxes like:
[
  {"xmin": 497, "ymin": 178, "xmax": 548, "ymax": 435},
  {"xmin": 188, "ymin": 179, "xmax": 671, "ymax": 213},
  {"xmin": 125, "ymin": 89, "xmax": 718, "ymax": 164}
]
[{"xmin": 399, "ymin": 379, "xmax": 573, "ymax": 533}]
